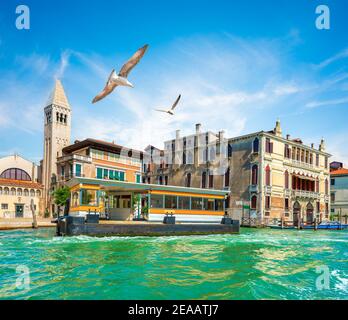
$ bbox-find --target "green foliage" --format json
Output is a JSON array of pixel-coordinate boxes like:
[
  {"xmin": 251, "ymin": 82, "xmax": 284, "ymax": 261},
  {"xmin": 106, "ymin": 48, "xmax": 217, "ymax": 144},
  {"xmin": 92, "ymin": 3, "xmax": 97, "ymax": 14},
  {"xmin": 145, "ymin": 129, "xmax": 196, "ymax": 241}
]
[
  {"xmin": 44, "ymin": 208, "xmax": 50, "ymax": 218},
  {"xmin": 53, "ymin": 186, "xmax": 70, "ymax": 207}
]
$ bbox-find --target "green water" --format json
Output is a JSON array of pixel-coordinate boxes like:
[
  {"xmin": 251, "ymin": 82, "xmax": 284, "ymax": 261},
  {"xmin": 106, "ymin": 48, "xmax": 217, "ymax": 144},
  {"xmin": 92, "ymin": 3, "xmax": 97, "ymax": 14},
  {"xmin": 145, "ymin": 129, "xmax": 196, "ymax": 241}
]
[{"xmin": 0, "ymin": 227, "xmax": 347, "ymax": 300}]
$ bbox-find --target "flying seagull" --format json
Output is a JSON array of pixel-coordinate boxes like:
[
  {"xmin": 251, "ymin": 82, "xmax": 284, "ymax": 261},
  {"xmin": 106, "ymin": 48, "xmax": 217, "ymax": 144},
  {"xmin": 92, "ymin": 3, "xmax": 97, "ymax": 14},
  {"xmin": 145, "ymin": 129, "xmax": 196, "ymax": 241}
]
[
  {"xmin": 92, "ymin": 44, "xmax": 149, "ymax": 104},
  {"xmin": 155, "ymin": 94, "xmax": 181, "ymax": 115}
]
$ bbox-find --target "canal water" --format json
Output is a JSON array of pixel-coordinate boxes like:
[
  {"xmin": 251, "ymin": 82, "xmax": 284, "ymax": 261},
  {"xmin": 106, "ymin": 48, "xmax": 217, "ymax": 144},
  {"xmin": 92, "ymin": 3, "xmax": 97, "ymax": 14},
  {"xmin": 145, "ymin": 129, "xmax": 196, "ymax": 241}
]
[{"xmin": 0, "ymin": 227, "xmax": 347, "ymax": 300}]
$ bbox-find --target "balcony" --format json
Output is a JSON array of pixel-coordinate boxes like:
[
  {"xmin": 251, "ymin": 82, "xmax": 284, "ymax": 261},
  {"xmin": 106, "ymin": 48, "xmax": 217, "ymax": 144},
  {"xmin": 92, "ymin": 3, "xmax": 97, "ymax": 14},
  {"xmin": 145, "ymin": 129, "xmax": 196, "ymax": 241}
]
[
  {"xmin": 265, "ymin": 186, "xmax": 272, "ymax": 194},
  {"xmin": 58, "ymin": 173, "xmax": 86, "ymax": 182},
  {"xmin": 57, "ymin": 154, "xmax": 92, "ymax": 163},
  {"xmin": 249, "ymin": 184, "xmax": 259, "ymax": 193},
  {"xmin": 292, "ymin": 190, "xmax": 320, "ymax": 200},
  {"xmin": 285, "ymin": 158, "xmax": 316, "ymax": 170}
]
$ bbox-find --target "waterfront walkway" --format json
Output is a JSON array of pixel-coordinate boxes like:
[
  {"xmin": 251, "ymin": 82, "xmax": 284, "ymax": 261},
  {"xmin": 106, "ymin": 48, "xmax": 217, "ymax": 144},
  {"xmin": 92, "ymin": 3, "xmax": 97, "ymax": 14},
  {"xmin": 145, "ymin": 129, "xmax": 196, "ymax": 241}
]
[{"xmin": 0, "ymin": 218, "xmax": 55, "ymax": 230}]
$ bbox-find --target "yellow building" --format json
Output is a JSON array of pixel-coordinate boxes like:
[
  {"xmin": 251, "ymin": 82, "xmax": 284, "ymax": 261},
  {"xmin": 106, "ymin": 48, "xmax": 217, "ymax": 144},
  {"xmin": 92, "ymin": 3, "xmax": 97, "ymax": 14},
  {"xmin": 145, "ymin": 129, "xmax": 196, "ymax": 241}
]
[{"xmin": 0, "ymin": 154, "xmax": 43, "ymax": 218}]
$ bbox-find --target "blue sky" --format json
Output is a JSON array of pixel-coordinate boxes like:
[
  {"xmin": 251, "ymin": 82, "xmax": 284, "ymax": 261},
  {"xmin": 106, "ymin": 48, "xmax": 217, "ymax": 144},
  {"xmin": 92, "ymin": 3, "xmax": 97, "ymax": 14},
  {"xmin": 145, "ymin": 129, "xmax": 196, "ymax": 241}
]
[{"xmin": 0, "ymin": 0, "xmax": 347, "ymax": 165}]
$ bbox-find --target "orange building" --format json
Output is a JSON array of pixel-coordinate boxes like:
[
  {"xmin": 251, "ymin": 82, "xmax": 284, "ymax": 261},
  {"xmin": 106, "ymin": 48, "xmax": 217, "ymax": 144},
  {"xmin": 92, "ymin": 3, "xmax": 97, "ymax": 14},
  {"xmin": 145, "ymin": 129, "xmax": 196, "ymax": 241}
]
[{"xmin": 56, "ymin": 139, "xmax": 143, "ymax": 188}]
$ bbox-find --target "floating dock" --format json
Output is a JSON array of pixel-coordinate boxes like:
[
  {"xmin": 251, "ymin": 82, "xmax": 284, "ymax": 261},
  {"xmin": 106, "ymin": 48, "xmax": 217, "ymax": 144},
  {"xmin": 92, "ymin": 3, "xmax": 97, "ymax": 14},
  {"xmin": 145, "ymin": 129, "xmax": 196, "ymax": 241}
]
[{"xmin": 56, "ymin": 216, "xmax": 240, "ymax": 237}]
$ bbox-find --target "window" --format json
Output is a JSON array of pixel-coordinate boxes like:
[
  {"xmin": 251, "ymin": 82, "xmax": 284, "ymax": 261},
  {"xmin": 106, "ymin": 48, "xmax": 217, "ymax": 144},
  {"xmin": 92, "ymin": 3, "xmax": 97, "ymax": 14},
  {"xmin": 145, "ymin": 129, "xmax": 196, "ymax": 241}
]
[
  {"xmin": 253, "ymin": 138, "xmax": 259, "ymax": 153},
  {"xmin": 265, "ymin": 138, "xmax": 273, "ymax": 153},
  {"xmin": 310, "ymin": 153, "xmax": 313, "ymax": 165},
  {"xmin": 136, "ymin": 174, "xmax": 141, "ymax": 184},
  {"xmin": 316, "ymin": 179, "xmax": 319, "ymax": 193},
  {"xmin": 285, "ymin": 170, "xmax": 289, "ymax": 189},
  {"xmin": 164, "ymin": 176, "xmax": 168, "ymax": 185},
  {"xmin": 224, "ymin": 167, "xmax": 230, "ymax": 187},
  {"xmin": 0, "ymin": 187, "xmax": 2, "ymax": 195},
  {"xmin": 178, "ymin": 196, "xmax": 190, "ymax": 209},
  {"xmin": 252, "ymin": 165, "xmax": 258, "ymax": 185},
  {"xmin": 325, "ymin": 179, "xmax": 329, "ymax": 195},
  {"xmin": 331, "ymin": 193, "xmax": 335, "ymax": 202},
  {"xmin": 208, "ymin": 173, "xmax": 214, "ymax": 188},
  {"xmin": 191, "ymin": 197, "xmax": 203, "ymax": 210},
  {"xmin": 285, "ymin": 198, "xmax": 289, "ymax": 210},
  {"xmin": 251, "ymin": 195, "xmax": 257, "ymax": 209},
  {"xmin": 159, "ymin": 176, "xmax": 163, "ymax": 185},
  {"xmin": 30, "ymin": 189, "xmax": 35, "ymax": 197},
  {"xmin": 75, "ymin": 164, "xmax": 82, "ymax": 177},
  {"xmin": 265, "ymin": 196, "xmax": 271, "ymax": 209},
  {"xmin": 186, "ymin": 173, "xmax": 191, "ymax": 188},
  {"xmin": 0, "ymin": 168, "xmax": 31, "ymax": 181},
  {"xmin": 316, "ymin": 154, "xmax": 319, "ymax": 166},
  {"xmin": 150, "ymin": 194, "xmax": 164, "ymax": 208},
  {"xmin": 36, "ymin": 190, "xmax": 41, "ymax": 197},
  {"xmin": 24, "ymin": 189, "xmax": 29, "ymax": 197},
  {"xmin": 80, "ymin": 189, "xmax": 98, "ymax": 206},
  {"xmin": 331, "ymin": 179, "xmax": 335, "ymax": 186},
  {"xmin": 203, "ymin": 198, "xmax": 215, "ymax": 211},
  {"xmin": 165, "ymin": 195, "xmax": 177, "ymax": 209},
  {"xmin": 96, "ymin": 168, "xmax": 103, "ymax": 179},
  {"xmin": 325, "ymin": 157, "xmax": 328, "ymax": 169},
  {"xmin": 265, "ymin": 165, "xmax": 271, "ymax": 186},
  {"xmin": 316, "ymin": 201, "xmax": 320, "ymax": 213},
  {"xmin": 284, "ymin": 144, "xmax": 291, "ymax": 158},
  {"xmin": 215, "ymin": 199, "xmax": 224, "ymax": 211},
  {"xmin": 4, "ymin": 187, "xmax": 9, "ymax": 195},
  {"xmin": 11, "ymin": 188, "xmax": 16, "ymax": 196},
  {"xmin": 1, "ymin": 203, "xmax": 8, "ymax": 210},
  {"xmin": 201, "ymin": 172, "xmax": 207, "ymax": 189},
  {"xmin": 228, "ymin": 144, "xmax": 233, "ymax": 157}
]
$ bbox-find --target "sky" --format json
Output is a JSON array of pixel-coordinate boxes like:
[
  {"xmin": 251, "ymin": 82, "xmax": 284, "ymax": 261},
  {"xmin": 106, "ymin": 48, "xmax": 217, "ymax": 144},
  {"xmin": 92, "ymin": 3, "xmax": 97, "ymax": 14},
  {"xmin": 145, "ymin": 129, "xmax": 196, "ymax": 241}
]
[{"xmin": 0, "ymin": 0, "xmax": 347, "ymax": 165}]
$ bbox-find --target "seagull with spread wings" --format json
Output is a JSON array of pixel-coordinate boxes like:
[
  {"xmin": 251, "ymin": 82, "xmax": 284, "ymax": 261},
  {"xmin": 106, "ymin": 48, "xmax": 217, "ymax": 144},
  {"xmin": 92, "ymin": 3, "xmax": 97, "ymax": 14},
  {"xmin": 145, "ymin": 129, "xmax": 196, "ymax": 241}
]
[
  {"xmin": 155, "ymin": 94, "xmax": 181, "ymax": 115},
  {"xmin": 92, "ymin": 44, "xmax": 149, "ymax": 104}
]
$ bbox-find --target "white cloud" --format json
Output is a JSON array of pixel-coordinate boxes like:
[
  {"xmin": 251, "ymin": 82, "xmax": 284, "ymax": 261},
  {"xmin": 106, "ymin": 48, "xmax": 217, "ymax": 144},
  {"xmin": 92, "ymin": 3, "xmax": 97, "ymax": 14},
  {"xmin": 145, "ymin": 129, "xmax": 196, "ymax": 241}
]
[
  {"xmin": 316, "ymin": 48, "xmax": 348, "ymax": 69},
  {"xmin": 305, "ymin": 97, "xmax": 348, "ymax": 108}
]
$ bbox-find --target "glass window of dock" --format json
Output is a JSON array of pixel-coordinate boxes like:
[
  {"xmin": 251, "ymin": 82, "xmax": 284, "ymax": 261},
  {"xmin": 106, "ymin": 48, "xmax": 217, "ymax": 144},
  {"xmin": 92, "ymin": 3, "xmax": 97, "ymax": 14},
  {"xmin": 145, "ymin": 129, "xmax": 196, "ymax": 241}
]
[
  {"xmin": 215, "ymin": 199, "xmax": 224, "ymax": 211},
  {"xmin": 203, "ymin": 198, "xmax": 215, "ymax": 211},
  {"xmin": 191, "ymin": 197, "xmax": 203, "ymax": 210},
  {"xmin": 150, "ymin": 194, "xmax": 164, "ymax": 208},
  {"xmin": 165, "ymin": 195, "xmax": 177, "ymax": 209},
  {"xmin": 178, "ymin": 196, "xmax": 190, "ymax": 209},
  {"xmin": 81, "ymin": 189, "xmax": 98, "ymax": 206}
]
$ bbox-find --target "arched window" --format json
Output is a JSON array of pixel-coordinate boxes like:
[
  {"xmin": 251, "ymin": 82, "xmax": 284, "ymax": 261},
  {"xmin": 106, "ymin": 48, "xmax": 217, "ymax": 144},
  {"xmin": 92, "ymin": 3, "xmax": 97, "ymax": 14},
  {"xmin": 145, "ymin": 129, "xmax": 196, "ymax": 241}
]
[
  {"xmin": 252, "ymin": 165, "xmax": 258, "ymax": 185},
  {"xmin": 4, "ymin": 187, "xmax": 9, "ymax": 195},
  {"xmin": 17, "ymin": 188, "xmax": 22, "ymax": 196},
  {"xmin": 285, "ymin": 170, "xmax": 289, "ymax": 189},
  {"xmin": 325, "ymin": 178, "xmax": 329, "ymax": 195},
  {"xmin": 265, "ymin": 165, "xmax": 271, "ymax": 186},
  {"xmin": 0, "ymin": 168, "xmax": 31, "ymax": 181},
  {"xmin": 186, "ymin": 173, "xmax": 191, "ymax": 188},
  {"xmin": 24, "ymin": 189, "xmax": 29, "ymax": 196},
  {"xmin": 224, "ymin": 167, "xmax": 230, "ymax": 187},
  {"xmin": 316, "ymin": 178, "xmax": 319, "ymax": 193},
  {"xmin": 11, "ymin": 188, "xmax": 16, "ymax": 196},
  {"xmin": 202, "ymin": 172, "xmax": 207, "ymax": 189},
  {"xmin": 36, "ymin": 190, "xmax": 41, "ymax": 197},
  {"xmin": 253, "ymin": 138, "xmax": 259, "ymax": 153},
  {"xmin": 0, "ymin": 187, "xmax": 2, "ymax": 195},
  {"xmin": 251, "ymin": 195, "xmax": 257, "ymax": 209},
  {"xmin": 30, "ymin": 189, "xmax": 35, "ymax": 197}
]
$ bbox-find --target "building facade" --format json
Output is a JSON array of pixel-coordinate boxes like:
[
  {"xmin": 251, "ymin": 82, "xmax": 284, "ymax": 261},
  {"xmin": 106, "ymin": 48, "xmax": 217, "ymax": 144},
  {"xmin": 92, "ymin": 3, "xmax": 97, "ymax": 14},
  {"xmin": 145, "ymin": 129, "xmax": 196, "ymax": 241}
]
[
  {"xmin": 143, "ymin": 121, "xmax": 331, "ymax": 225},
  {"xmin": 330, "ymin": 163, "xmax": 348, "ymax": 223},
  {"xmin": 0, "ymin": 154, "xmax": 43, "ymax": 218}
]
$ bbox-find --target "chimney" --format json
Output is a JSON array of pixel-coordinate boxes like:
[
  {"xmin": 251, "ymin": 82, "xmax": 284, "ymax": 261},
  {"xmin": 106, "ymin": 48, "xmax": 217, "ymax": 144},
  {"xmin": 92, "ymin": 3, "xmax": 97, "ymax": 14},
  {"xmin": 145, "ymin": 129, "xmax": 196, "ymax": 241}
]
[
  {"xmin": 319, "ymin": 138, "xmax": 326, "ymax": 152},
  {"xmin": 219, "ymin": 130, "xmax": 225, "ymax": 141},
  {"xmin": 195, "ymin": 123, "xmax": 201, "ymax": 134},
  {"xmin": 74, "ymin": 140, "xmax": 80, "ymax": 144},
  {"xmin": 286, "ymin": 134, "xmax": 290, "ymax": 140},
  {"xmin": 311, "ymin": 143, "xmax": 314, "ymax": 148},
  {"xmin": 176, "ymin": 130, "xmax": 180, "ymax": 140}
]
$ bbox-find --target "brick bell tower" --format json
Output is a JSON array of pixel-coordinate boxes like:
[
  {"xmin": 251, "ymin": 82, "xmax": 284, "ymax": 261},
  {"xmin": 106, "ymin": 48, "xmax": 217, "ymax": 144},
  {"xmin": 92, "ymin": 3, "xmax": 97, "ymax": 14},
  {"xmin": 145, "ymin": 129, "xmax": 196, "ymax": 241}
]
[{"xmin": 42, "ymin": 79, "xmax": 71, "ymax": 215}]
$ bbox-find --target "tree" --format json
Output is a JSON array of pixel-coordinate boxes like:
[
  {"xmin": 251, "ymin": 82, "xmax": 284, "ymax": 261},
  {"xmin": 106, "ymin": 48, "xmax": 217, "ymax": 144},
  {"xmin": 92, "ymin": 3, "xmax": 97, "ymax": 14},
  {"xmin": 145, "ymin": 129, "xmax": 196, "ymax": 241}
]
[{"xmin": 53, "ymin": 186, "xmax": 70, "ymax": 216}]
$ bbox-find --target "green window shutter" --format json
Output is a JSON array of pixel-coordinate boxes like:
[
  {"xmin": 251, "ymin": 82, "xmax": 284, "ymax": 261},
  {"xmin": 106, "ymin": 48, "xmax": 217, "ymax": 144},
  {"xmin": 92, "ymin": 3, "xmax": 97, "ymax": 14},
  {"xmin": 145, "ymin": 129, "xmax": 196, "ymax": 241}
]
[
  {"xmin": 96, "ymin": 168, "xmax": 103, "ymax": 179},
  {"xmin": 109, "ymin": 170, "xmax": 114, "ymax": 179},
  {"xmin": 114, "ymin": 171, "xmax": 120, "ymax": 180},
  {"xmin": 120, "ymin": 171, "xmax": 125, "ymax": 181},
  {"xmin": 136, "ymin": 174, "xmax": 141, "ymax": 183},
  {"xmin": 103, "ymin": 169, "xmax": 108, "ymax": 179},
  {"xmin": 75, "ymin": 164, "xmax": 82, "ymax": 177}
]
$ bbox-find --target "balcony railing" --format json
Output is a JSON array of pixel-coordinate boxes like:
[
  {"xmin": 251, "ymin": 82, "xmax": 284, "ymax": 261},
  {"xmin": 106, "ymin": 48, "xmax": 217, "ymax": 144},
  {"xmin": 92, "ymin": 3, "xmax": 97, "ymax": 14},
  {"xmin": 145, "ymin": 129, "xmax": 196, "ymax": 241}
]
[
  {"xmin": 57, "ymin": 154, "xmax": 92, "ymax": 163},
  {"xmin": 292, "ymin": 190, "xmax": 320, "ymax": 199},
  {"xmin": 58, "ymin": 173, "xmax": 85, "ymax": 181}
]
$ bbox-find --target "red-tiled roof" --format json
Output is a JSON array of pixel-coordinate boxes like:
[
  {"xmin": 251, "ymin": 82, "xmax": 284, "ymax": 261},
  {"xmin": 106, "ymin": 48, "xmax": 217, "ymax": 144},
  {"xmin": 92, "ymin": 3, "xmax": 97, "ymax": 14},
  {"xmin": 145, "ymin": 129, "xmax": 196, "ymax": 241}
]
[
  {"xmin": 330, "ymin": 168, "xmax": 348, "ymax": 176},
  {"xmin": 0, "ymin": 178, "xmax": 43, "ymax": 189}
]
